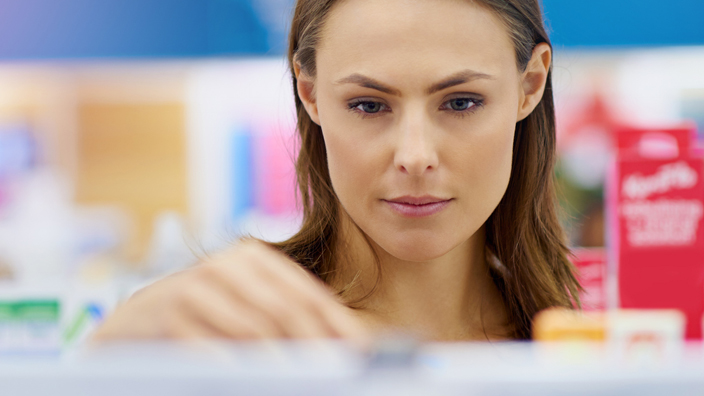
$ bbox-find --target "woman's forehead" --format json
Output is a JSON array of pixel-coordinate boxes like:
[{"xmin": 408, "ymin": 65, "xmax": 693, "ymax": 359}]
[{"xmin": 317, "ymin": 0, "xmax": 517, "ymax": 82}]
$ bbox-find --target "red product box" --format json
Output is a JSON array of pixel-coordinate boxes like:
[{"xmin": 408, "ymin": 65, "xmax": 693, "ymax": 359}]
[{"xmin": 607, "ymin": 125, "xmax": 704, "ymax": 339}]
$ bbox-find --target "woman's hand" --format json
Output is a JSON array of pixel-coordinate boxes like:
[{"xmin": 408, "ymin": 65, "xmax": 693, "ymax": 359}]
[{"xmin": 93, "ymin": 240, "xmax": 368, "ymax": 341}]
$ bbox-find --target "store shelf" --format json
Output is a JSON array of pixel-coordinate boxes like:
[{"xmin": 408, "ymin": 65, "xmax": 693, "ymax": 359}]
[{"xmin": 1, "ymin": 341, "xmax": 704, "ymax": 395}]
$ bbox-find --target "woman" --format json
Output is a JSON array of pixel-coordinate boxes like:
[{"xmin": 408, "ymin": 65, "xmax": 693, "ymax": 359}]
[{"xmin": 95, "ymin": 0, "xmax": 580, "ymax": 342}]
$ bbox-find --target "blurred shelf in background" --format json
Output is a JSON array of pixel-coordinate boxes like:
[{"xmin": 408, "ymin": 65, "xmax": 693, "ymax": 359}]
[{"xmin": 0, "ymin": 0, "xmax": 702, "ymax": 61}]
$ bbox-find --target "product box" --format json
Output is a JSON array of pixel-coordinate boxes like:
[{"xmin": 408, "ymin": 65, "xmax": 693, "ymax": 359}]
[
  {"xmin": 0, "ymin": 300, "xmax": 61, "ymax": 354},
  {"xmin": 608, "ymin": 309, "xmax": 685, "ymax": 364},
  {"xmin": 533, "ymin": 307, "xmax": 606, "ymax": 341},
  {"xmin": 606, "ymin": 125, "xmax": 704, "ymax": 339}
]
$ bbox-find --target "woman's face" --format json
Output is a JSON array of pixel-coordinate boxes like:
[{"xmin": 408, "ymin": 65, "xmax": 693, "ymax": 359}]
[{"xmin": 299, "ymin": 0, "xmax": 543, "ymax": 262}]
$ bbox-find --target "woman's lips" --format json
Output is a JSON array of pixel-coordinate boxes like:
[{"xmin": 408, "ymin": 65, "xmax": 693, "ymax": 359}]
[{"xmin": 383, "ymin": 197, "xmax": 453, "ymax": 218}]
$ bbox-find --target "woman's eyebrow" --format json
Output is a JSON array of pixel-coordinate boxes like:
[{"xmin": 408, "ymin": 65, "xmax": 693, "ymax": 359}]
[
  {"xmin": 426, "ymin": 70, "xmax": 494, "ymax": 95},
  {"xmin": 335, "ymin": 69, "xmax": 494, "ymax": 96},
  {"xmin": 335, "ymin": 74, "xmax": 401, "ymax": 95}
]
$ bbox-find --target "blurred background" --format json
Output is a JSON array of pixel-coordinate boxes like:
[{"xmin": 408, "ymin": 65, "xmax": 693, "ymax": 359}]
[{"xmin": 0, "ymin": 0, "xmax": 703, "ymax": 349}]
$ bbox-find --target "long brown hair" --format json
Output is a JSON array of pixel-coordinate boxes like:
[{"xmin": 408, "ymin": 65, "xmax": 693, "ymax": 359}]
[{"xmin": 269, "ymin": 0, "xmax": 581, "ymax": 339}]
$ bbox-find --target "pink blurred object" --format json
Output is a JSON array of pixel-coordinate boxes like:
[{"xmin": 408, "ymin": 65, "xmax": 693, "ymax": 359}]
[
  {"xmin": 571, "ymin": 247, "xmax": 607, "ymax": 311},
  {"xmin": 254, "ymin": 125, "xmax": 299, "ymax": 215}
]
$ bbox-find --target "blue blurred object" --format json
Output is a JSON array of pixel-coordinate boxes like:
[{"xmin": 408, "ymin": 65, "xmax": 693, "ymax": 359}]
[
  {"xmin": 230, "ymin": 126, "xmax": 255, "ymax": 220},
  {"xmin": 85, "ymin": 303, "xmax": 104, "ymax": 322},
  {"xmin": 0, "ymin": 0, "xmax": 274, "ymax": 59},
  {"xmin": 0, "ymin": 124, "xmax": 36, "ymax": 176},
  {"xmin": 542, "ymin": 0, "xmax": 704, "ymax": 48},
  {"xmin": 0, "ymin": 0, "xmax": 702, "ymax": 60}
]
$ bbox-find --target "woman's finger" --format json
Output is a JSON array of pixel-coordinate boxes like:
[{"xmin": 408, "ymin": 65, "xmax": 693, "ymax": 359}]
[
  {"xmin": 178, "ymin": 280, "xmax": 284, "ymax": 339},
  {"xmin": 201, "ymin": 262, "xmax": 340, "ymax": 338},
  {"xmin": 160, "ymin": 307, "xmax": 223, "ymax": 340},
  {"xmin": 233, "ymin": 243, "xmax": 369, "ymax": 339},
  {"xmin": 205, "ymin": 242, "xmax": 368, "ymax": 340}
]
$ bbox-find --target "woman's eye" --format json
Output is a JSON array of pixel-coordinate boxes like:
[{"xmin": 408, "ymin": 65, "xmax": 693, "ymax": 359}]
[
  {"xmin": 352, "ymin": 101, "xmax": 385, "ymax": 113},
  {"xmin": 444, "ymin": 98, "xmax": 476, "ymax": 111}
]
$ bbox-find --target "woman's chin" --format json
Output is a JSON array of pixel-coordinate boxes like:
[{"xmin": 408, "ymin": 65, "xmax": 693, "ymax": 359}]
[{"xmin": 380, "ymin": 239, "xmax": 455, "ymax": 263}]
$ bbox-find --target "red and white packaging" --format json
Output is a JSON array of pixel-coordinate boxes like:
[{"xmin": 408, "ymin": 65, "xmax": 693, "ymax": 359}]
[
  {"xmin": 571, "ymin": 248, "xmax": 607, "ymax": 311},
  {"xmin": 606, "ymin": 124, "xmax": 704, "ymax": 339}
]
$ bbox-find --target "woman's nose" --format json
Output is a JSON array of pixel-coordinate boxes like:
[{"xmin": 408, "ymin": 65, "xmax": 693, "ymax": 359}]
[{"xmin": 393, "ymin": 115, "xmax": 439, "ymax": 176}]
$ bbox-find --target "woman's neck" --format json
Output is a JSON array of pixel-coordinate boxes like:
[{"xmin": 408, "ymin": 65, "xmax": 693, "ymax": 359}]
[{"xmin": 332, "ymin": 212, "xmax": 510, "ymax": 341}]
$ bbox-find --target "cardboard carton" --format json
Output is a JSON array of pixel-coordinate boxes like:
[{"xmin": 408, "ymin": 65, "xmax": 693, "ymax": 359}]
[{"xmin": 607, "ymin": 125, "xmax": 704, "ymax": 339}]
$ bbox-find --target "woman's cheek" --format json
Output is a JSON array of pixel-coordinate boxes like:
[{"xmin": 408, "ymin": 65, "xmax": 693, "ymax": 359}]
[
  {"xmin": 322, "ymin": 123, "xmax": 382, "ymax": 209},
  {"xmin": 325, "ymin": 133, "xmax": 362, "ymax": 194},
  {"xmin": 456, "ymin": 116, "xmax": 515, "ymax": 214},
  {"xmin": 485, "ymin": 120, "xmax": 515, "ymax": 202},
  {"xmin": 320, "ymin": 100, "xmax": 387, "ymax": 194}
]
